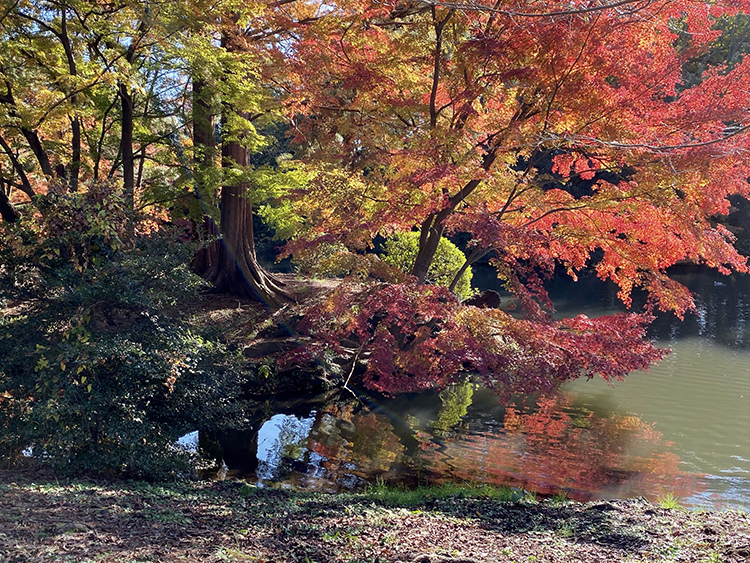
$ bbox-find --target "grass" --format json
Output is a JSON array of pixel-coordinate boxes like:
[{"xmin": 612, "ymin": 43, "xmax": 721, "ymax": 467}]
[
  {"xmin": 657, "ymin": 491, "xmax": 684, "ymax": 510},
  {"xmin": 362, "ymin": 479, "xmax": 518, "ymax": 505}
]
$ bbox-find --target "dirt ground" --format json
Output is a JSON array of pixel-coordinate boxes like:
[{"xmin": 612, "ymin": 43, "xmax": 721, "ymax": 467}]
[{"xmin": 1, "ymin": 467, "xmax": 749, "ymax": 563}]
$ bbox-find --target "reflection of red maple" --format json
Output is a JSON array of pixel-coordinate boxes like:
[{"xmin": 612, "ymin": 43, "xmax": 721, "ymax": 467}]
[
  {"xmin": 416, "ymin": 393, "xmax": 700, "ymax": 501},
  {"xmin": 308, "ymin": 402, "xmax": 405, "ymax": 481},
  {"xmin": 271, "ymin": 393, "xmax": 700, "ymax": 501}
]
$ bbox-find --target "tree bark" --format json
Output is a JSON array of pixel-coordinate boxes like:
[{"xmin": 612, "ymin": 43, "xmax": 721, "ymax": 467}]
[
  {"xmin": 192, "ymin": 103, "xmax": 292, "ymax": 309},
  {"xmin": 411, "ymin": 152, "xmax": 498, "ymax": 284},
  {"xmin": 0, "ymin": 133, "xmax": 34, "ymax": 199},
  {"xmin": 59, "ymin": 8, "xmax": 80, "ymax": 191},
  {"xmin": 119, "ymin": 82, "xmax": 135, "ymax": 211},
  {"xmin": 412, "ymin": 213, "xmax": 445, "ymax": 283},
  {"xmin": 0, "ymin": 182, "xmax": 20, "ymax": 222},
  {"xmin": 192, "ymin": 133, "xmax": 292, "ymax": 308},
  {"xmin": 191, "ymin": 26, "xmax": 292, "ymax": 308}
]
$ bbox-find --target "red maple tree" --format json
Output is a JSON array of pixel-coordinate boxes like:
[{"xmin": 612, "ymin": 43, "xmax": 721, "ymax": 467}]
[{"xmin": 275, "ymin": 0, "xmax": 750, "ymax": 394}]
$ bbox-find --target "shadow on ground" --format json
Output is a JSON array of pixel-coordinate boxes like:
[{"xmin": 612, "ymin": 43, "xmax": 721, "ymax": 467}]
[{"xmin": 1, "ymin": 475, "xmax": 748, "ymax": 562}]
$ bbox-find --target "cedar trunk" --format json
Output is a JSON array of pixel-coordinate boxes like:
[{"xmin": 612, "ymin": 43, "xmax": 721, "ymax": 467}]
[{"xmin": 192, "ymin": 125, "xmax": 291, "ymax": 309}]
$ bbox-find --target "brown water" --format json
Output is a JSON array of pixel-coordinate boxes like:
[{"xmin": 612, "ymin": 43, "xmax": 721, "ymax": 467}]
[{"xmin": 219, "ymin": 270, "xmax": 750, "ymax": 510}]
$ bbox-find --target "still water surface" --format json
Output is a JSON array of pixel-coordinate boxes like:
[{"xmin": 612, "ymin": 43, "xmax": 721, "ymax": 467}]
[{"xmin": 224, "ymin": 270, "xmax": 750, "ymax": 510}]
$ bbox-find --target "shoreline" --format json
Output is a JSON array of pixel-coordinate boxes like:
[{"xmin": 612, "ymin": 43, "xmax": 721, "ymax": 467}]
[{"xmin": 2, "ymin": 471, "xmax": 749, "ymax": 562}]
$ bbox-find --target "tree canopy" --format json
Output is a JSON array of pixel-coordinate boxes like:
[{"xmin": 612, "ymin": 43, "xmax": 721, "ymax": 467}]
[{"xmin": 2, "ymin": 0, "xmax": 750, "ymax": 402}]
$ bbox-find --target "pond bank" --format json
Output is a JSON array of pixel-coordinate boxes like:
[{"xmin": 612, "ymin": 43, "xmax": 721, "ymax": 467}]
[{"xmin": 1, "ymin": 469, "xmax": 748, "ymax": 562}]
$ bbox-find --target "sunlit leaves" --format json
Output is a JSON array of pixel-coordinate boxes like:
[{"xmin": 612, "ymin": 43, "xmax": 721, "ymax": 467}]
[
  {"xmin": 287, "ymin": 0, "xmax": 750, "ymax": 318},
  {"xmin": 283, "ymin": 282, "xmax": 667, "ymax": 396}
]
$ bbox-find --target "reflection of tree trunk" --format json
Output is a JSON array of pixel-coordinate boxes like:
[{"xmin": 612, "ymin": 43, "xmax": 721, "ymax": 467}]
[
  {"xmin": 203, "ymin": 427, "xmax": 261, "ymax": 474},
  {"xmin": 193, "ymin": 129, "xmax": 291, "ymax": 308}
]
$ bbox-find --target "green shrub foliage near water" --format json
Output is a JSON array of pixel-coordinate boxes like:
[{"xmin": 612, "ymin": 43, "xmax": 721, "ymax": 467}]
[
  {"xmin": 381, "ymin": 232, "xmax": 474, "ymax": 300},
  {"xmin": 0, "ymin": 188, "xmax": 249, "ymax": 478}
]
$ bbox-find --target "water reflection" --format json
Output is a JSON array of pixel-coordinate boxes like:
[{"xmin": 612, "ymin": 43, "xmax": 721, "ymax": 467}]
[
  {"xmin": 648, "ymin": 271, "xmax": 750, "ymax": 348},
  {"xmin": 224, "ymin": 385, "xmax": 697, "ymax": 503}
]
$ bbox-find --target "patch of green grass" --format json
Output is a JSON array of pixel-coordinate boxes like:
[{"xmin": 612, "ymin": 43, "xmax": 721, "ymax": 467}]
[
  {"xmin": 322, "ymin": 524, "xmax": 362, "ymax": 546},
  {"xmin": 657, "ymin": 492, "xmax": 683, "ymax": 510},
  {"xmin": 556, "ymin": 522, "xmax": 574, "ymax": 538},
  {"xmin": 362, "ymin": 480, "xmax": 517, "ymax": 506},
  {"xmin": 510, "ymin": 487, "xmax": 537, "ymax": 503},
  {"xmin": 550, "ymin": 491, "xmax": 570, "ymax": 505},
  {"xmin": 239, "ymin": 483, "xmax": 256, "ymax": 497},
  {"xmin": 142, "ymin": 507, "xmax": 192, "ymax": 524},
  {"xmin": 214, "ymin": 547, "xmax": 260, "ymax": 561}
]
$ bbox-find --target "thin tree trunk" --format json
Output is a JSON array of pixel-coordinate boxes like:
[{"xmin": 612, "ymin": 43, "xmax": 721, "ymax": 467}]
[
  {"xmin": 0, "ymin": 182, "xmax": 20, "ymax": 222},
  {"xmin": 0, "ymin": 133, "xmax": 34, "ymax": 199},
  {"xmin": 0, "ymin": 84, "xmax": 55, "ymax": 181},
  {"xmin": 21, "ymin": 128, "xmax": 54, "ymax": 179},
  {"xmin": 70, "ymin": 116, "xmax": 81, "ymax": 191},
  {"xmin": 449, "ymin": 247, "xmax": 491, "ymax": 293},
  {"xmin": 119, "ymin": 82, "xmax": 135, "ymax": 211},
  {"xmin": 412, "ymin": 213, "xmax": 445, "ymax": 284},
  {"xmin": 411, "ymin": 151, "xmax": 498, "ymax": 284},
  {"xmin": 60, "ymin": 8, "xmax": 80, "ymax": 191}
]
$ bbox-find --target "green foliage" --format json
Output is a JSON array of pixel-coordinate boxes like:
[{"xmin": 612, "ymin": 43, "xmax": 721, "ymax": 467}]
[
  {"xmin": 431, "ymin": 380, "xmax": 475, "ymax": 432},
  {"xmin": 381, "ymin": 232, "xmax": 474, "ymax": 299},
  {"xmin": 0, "ymin": 183, "xmax": 130, "ymax": 301},
  {"xmin": 0, "ymin": 196, "xmax": 251, "ymax": 478},
  {"xmin": 292, "ymin": 242, "xmax": 351, "ymax": 277}
]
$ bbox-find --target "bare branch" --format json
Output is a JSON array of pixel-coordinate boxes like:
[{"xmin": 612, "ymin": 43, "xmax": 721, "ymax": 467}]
[
  {"xmin": 552, "ymin": 124, "xmax": 750, "ymax": 154},
  {"xmin": 413, "ymin": 0, "xmax": 658, "ymax": 19}
]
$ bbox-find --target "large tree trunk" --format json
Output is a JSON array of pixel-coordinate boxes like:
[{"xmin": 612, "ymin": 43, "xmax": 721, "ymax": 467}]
[
  {"xmin": 192, "ymin": 119, "xmax": 292, "ymax": 308},
  {"xmin": 191, "ymin": 78, "xmax": 215, "ymax": 195},
  {"xmin": 191, "ymin": 23, "xmax": 292, "ymax": 308}
]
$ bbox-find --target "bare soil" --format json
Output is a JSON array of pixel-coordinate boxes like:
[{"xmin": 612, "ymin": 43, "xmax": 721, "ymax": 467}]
[{"xmin": 1, "ymin": 468, "xmax": 748, "ymax": 563}]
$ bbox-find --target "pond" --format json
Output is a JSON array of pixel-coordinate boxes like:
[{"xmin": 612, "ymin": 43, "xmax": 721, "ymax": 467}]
[{"xmin": 213, "ymin": 269, "xmax": 750, "ymax": 511}]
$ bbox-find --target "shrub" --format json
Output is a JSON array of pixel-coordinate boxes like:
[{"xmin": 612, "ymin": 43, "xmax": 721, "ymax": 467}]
[
  {"xmin": 381, "ymin": 232, "xmax": 475, "ymax": 299},
  {"xmin": 0, "ymin": 191, "xmax": 251, "ymax": 478},
  {"xmin": 292, "ymin": 241, "xmax": 351, "ymax": 277}
]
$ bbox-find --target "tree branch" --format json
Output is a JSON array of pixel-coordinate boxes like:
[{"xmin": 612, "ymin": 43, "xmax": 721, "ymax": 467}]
[{"xmin": 415, "ymin": 0, "xmax": 658, "ymax": 19}]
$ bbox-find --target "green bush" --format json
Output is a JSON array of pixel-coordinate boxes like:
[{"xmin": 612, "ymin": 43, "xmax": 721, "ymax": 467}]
[
  {"xmin": 0, "ymin": 192, "xmax": 251, "ymax": 478},
  {"xmin": 292, "ymin": 241, "xmax": 350, "ymax": 277},
  {"xmin": 381, "ymin": 231, "xmax": 475, "ymax": 299}
]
